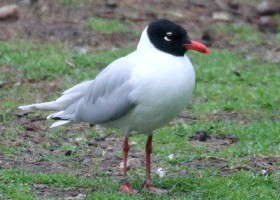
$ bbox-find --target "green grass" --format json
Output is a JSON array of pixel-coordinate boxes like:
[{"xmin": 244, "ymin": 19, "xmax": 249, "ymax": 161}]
[
  {"xmin": 57, "ymin": 0, "xmax": 90, "ymax": 7},
  {"xmin": 0, "ymin": 40, "xmax": 71, "ymax": 81},
  {"xmin": 85, "ymin": 17, "xmax": 130, "ymax": 34},
  {"xmin": 0, "ymin": 40, "xmax": 134, "ymax": 83},
  {"xmin": 188, "ymin": 50, "xmax": 280, "ymax": 116},
  {"xmin": 215, "ymin": 23, "xmax": 265, "ymax": 45},
  {"xmin": 0, "ymin": 28, "xmax": 279, "ymax": 199},
  {"xmin": 0, "ymin": 169, "xmax": 279, "ymax": 199},
  {"xmin": 0, "ymin": 145, "xmax": 18, "ymax": 156},
  {"xmin": 0, "ymin": 169, "xmax": 119, "ymax": 199}
]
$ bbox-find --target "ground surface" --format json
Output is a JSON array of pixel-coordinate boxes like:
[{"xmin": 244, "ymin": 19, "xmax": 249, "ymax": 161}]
[{"xmin": 0, "ymin": 0, "xmax": 279, "ymax": 199}]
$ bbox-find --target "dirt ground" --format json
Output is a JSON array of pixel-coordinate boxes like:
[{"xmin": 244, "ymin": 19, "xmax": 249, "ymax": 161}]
[
  {"xmin": 0, "ymin": 0, "xmax": 279, "ymax": 198},
  {"xmin": 1, "ymin": 0, "xmax": 279, "ymax": 53}
]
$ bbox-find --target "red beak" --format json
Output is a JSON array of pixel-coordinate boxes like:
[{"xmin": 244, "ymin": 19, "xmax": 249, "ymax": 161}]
[{"xmin": 183, "ymin": 41, "xmax": 210, "ymax": 54}]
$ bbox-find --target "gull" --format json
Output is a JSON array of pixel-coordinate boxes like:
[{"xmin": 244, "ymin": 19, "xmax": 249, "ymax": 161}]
[{"xmin": 19, "ymin": 19, "xmax": 210, "ymax": 193}]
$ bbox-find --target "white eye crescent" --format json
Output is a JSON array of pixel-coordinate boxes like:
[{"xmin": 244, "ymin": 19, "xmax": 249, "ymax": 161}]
[
  {"xmin": 164, "ymin": 32, "xmax": 172, "ymax": 41},
  {"xmin": 164, "ymin": 36, "xmax": 171, "ymax": 41}
]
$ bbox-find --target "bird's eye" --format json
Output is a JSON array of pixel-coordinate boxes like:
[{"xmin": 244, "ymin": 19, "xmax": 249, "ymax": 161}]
[{"xmin": 164, "ymin": 32, "xmax": 173, "ymax": 42}]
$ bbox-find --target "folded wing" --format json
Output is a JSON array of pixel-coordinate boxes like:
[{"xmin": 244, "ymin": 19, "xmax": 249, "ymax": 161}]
[{"xmin": 19, "ymin": 57, "xmax": 137, "ymax": 128}]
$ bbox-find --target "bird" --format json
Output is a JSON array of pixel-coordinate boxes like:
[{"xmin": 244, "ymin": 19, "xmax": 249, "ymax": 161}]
[{"xmin": 19, "ymin": 18, "xmax": 210, "ymax": 193}]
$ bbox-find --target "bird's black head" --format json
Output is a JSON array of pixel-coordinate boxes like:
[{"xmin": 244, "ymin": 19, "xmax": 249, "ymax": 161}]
[{"xmin": 147, "ymin": 19, "xmax": 210, "ymax": 56}]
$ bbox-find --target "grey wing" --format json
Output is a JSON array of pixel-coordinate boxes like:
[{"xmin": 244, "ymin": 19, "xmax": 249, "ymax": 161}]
[{"xmin": 54, "ymin": 57, "xmax": 137, "ymax": 125}]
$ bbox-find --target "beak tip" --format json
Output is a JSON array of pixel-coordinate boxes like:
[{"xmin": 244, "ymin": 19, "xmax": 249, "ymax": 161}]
[{"xmin": 205, "ymin": 49, "xmax": 211, "ymax": 54}]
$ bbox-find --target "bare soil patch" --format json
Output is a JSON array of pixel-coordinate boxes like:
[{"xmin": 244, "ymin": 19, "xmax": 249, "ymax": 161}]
[
  {"xmin": 234, "ymin": 155, "xmax": 280, "ymax": 176},
  {"xmin": 176, "ymin": 111, "xmax": 261, "ymax": 125},
  {"xmin": 185, "ymin": 155, "xmax": 280, "ymax": 176},
  {"xmin": 0, "ymin": 0, "xmax": 279, "ymax": 54},
  {"xmin": 32, "ymin": 184, "xmax": 89, "ymax": 200},
  {"xmin": 186, "ymin": 156, "xmax": 229, "ymax": 173},
  {"xmin": 0, "ymin": 123, "xmax": 148, "ymax": 179},
  {"xmin": 189, "ymin": 130, "xmax": 239, "ymax": 151}
]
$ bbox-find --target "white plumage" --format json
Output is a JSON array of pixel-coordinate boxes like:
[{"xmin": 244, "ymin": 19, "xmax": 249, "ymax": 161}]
[{"xmin": 19, "ymin": 27, "xmax": 195, "ymax": 134}]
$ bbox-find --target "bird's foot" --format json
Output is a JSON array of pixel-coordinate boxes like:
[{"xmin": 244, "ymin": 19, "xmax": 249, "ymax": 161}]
[
  {"xmin": 143, "ymin": 181, "xmax": 168, "ymax": 194},
  {"xmin": 120, "ymin": 183, "xmax": 133, "ymax": 194}
]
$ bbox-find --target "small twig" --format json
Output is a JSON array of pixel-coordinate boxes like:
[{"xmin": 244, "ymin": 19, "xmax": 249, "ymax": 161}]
[{"xmin": 65, "ymin": 60, "xmax": 76, "ymax": 68}]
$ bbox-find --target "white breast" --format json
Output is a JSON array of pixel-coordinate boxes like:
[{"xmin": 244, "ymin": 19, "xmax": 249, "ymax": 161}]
[{"xmin": 107, "ymin": 52, "xmax": 195, "ymax": 133}]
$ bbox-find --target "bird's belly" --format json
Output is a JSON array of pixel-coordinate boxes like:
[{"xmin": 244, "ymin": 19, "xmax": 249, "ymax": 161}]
[
  {"xmin": 129, "ymin": 100, "xmax": 188, "ymax": 132},
  {"xmin": 130, "ymin": 83, "xmax": 192, "ymax": 132},
  {"xmin": 104, "ymin": 55, "xmax": 195, "ymax": 133},
  {"xmin": 106, "ymin": 71, "xmax": 194, "ymax": 133}
]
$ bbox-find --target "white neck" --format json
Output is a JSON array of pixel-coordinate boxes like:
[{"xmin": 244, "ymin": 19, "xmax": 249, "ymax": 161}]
[{"xmin": 136, "ymin": 27, "xmax": 158, "ymax": 53}]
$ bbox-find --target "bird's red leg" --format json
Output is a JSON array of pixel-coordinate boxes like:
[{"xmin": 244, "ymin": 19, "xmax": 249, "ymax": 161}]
[
  {"xmin": 143, "ymin": 135, "xmax": 167, "ymax": 194},
  {"xmin": 143, "ymin": 134, "xmax": 157, "ymax": 192},
  {"xmin": 120, "ymin": 136, "xmax": 133, "ymax": 193}
]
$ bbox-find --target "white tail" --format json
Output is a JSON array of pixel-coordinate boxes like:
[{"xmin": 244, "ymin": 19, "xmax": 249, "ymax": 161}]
[
  {"xmin": 19, "ymin": 101, "xmax": 66, "ymax": 112},
  {"xmin": 18, "ymin": 80, "xmax": 93, "ymax": 128},
  {"xmin": 50, "ymin": 120, "xmax": 71, "ymax": 128}
]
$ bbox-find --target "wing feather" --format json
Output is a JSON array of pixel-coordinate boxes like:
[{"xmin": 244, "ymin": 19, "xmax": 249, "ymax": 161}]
[{"xmin": 54, "ymin": 56, "xmax": 137, "ymax": 125}]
